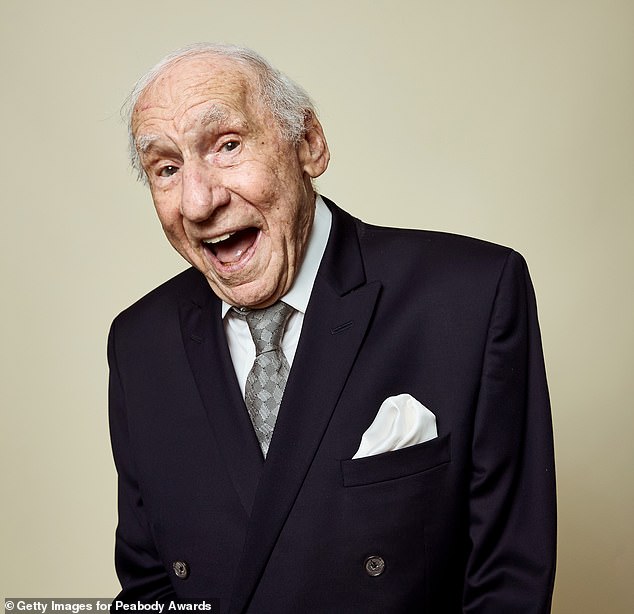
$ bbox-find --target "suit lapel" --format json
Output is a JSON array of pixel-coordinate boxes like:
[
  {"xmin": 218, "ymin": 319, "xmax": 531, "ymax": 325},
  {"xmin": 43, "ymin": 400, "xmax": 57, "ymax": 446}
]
[
  {"xmin": 179, "ymin": 275, "xmax": 264, "ymax": 516},
  {"xmin": 229, "ymin": 202, "xmax": 381, "ymax": 613}
]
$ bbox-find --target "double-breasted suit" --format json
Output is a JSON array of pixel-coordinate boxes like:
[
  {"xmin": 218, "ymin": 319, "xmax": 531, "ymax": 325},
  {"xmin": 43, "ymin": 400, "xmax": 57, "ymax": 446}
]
[{"xmin": 109, "ymin": 198, "xmax": 556, "ymax": 613}]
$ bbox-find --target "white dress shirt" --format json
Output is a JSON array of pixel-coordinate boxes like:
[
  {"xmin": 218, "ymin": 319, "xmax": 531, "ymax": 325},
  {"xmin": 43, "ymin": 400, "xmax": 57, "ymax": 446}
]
[{"xmin": 222, "ymin": 195, "xmax": 332, "ymax": 396}]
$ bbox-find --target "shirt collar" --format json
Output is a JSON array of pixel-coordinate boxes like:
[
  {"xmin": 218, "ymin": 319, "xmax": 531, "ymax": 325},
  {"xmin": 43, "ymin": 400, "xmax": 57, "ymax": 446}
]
[{"xmin": 221, "ymin": 194, "xmax": 332, "ymax": 317}]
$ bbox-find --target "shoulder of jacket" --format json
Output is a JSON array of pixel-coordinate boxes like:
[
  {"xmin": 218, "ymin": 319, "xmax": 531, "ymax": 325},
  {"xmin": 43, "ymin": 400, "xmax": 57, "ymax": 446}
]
[
  {"xmin": 111, "ymin": 267, "xmax": 207, "ymax": 329},
  {"xmin": 354, "ymin": 218, "xmax": 515, "ymax": 270}
]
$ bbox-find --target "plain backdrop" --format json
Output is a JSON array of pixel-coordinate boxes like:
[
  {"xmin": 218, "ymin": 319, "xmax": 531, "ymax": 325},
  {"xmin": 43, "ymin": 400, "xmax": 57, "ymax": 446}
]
[{"xmin": 1, "ymin": 1, "xmax": 632, "ymax": 612}]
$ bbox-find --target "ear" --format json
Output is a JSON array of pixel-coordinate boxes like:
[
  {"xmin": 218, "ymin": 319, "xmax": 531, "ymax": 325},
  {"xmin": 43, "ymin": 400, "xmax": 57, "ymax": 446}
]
[{"xmin": 298, "ymin": 111, "xmax": 330, "ymax": 178}]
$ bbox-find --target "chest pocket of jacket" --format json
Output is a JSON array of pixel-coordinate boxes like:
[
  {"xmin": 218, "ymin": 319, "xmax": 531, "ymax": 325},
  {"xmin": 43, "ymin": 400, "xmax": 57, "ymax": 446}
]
[{"xmin": 340, "ymin": 433, "xmax": 451, "ymax": 487}]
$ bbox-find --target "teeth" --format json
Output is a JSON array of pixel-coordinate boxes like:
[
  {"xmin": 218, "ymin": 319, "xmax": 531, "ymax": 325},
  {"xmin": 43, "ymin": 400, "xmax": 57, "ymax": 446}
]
[{"xmin": 203, "ymin": 232, "xmax": 233, "ymax": 245}]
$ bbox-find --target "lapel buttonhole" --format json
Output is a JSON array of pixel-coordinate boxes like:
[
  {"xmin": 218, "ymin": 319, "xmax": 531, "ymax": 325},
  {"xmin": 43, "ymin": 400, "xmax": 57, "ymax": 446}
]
[{"xmin": 331, "ymin": 321, "xmax": 353, "ymax": 335}]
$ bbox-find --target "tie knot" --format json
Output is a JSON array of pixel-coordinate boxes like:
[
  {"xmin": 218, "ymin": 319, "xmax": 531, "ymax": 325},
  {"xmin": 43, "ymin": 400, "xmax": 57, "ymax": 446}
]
[{"xmin": 243, "ymin": 302, "xmax": 293, "ymax": 355}]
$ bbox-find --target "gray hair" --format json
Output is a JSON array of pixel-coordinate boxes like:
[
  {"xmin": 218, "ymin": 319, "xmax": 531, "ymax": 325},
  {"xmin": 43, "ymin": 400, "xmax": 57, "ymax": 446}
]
[{"xmin": 123, "ymin": 43, "xmax": 316, "ymax": 181}]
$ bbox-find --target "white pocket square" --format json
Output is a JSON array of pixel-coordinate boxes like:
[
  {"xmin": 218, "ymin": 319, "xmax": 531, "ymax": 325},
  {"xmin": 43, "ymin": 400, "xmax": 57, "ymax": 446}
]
[{"xmin": 352, "ymin": 394, "xmax": 438, "ymax": 459}]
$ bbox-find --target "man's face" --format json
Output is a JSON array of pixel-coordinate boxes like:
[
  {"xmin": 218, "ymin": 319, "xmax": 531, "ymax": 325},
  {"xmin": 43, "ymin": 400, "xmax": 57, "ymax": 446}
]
[{"xmin": 131, "ymin": 56, "xmax": 329, "ymax": 308}]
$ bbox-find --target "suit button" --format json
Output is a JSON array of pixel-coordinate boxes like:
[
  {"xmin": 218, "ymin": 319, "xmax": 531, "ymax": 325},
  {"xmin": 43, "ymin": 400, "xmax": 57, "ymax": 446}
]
[
  {"xmin": 172, "ymin": 560, "xmax": 190, "ymax": 579},
  {"xmin": 364, "ymin": 555, "xmax": 385, "ymax": 577}
]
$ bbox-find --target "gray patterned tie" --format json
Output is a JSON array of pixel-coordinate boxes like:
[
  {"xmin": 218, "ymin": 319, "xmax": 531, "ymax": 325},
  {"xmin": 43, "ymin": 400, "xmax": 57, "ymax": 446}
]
[{"xmin": 241, "ymin": 302, "xmax": 293, "ymax": 457}]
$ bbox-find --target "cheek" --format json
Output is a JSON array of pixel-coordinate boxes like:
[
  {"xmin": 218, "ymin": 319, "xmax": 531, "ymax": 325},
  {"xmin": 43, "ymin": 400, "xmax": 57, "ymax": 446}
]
[
  {"xmin": 152, "ymin": 200, "xmax": 187, "ymax": 241},
  {"xmin": 228, "ymin": 164, "xmax": 279, "ymax": 202},
  {"xmin": 230, "ymin": 150, "xmax": 301, "ymax": 200},
  {"xmin": 151, "ymin": 188, "xmax": 180, "ymax": 221},
  {"xmin": 155, "ymin": 205, "xmax": 177, "ymax": 229}
]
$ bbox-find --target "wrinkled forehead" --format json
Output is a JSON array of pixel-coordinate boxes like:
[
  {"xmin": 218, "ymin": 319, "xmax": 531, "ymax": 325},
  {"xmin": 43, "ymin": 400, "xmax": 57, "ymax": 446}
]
[{"xmin": 132, "ymin": 56, "xmax": 260, "ymax": 134}]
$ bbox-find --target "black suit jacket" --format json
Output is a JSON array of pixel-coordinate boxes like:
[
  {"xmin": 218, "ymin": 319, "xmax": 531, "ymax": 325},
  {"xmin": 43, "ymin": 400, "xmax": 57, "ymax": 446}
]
[{"xmin": 109, "ymin": 198, "xmax": 556, "ymax": 613}]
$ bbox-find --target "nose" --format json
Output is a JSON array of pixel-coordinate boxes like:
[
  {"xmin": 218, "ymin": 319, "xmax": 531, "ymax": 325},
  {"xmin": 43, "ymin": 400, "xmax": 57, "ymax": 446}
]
[{"xmin": 179, "ymin": 160, "xmax": 230, "ymax": 222}]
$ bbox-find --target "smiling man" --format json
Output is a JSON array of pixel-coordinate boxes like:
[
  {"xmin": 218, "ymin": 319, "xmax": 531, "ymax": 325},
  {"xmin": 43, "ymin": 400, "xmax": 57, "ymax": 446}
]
[
  {"xmin": 109, "ymin": 44, "xmax": 556, "ymax": 613},
  {"xmin": 130, "ymin": 53, "xmax": 328, "ymax": 309}
]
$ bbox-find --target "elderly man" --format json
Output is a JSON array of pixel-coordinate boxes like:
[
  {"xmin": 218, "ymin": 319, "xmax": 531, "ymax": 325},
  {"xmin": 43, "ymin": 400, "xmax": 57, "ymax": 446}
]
[{"xmin": 109, "ymin": 43, "xmax": 556, "ymax": 613}]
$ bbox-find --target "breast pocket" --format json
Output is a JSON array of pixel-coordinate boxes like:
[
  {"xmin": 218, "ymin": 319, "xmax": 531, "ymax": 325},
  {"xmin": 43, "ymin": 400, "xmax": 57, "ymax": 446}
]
[{"xmin": 340, "ymin": 433, "xmax": 451, "ymax": 487}]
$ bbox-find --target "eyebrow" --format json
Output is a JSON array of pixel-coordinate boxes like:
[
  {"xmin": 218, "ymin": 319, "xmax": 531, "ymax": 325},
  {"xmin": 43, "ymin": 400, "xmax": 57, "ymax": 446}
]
[
  {"xmin": 199, "ymin": 104, "xmax": 230, "ymax": 126},
  {"xmin": 199, "ymin": 103, "xmax": 249, "ymax": 132},
  {"xmin": 135, "ymin": 134, "xmax": 160, "ymax": 153}
]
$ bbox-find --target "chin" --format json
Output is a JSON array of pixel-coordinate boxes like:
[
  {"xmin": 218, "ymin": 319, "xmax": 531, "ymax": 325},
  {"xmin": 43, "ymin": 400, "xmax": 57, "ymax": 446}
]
[{"xmin": 209, "ymin": 278, "xmax": 281, "ymax": 309}]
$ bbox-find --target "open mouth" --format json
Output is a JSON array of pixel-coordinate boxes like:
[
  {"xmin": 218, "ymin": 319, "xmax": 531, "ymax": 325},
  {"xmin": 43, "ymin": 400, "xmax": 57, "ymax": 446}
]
[{"xmin": 202, "ymin": 227, "xmax": 260, "ymax": 265}]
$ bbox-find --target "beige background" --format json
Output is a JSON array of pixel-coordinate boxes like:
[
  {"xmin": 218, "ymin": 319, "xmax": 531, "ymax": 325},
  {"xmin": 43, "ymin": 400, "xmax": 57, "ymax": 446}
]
[{"xmin": 1, "ymin": 1, "xmax": 632, "ymax": 611}]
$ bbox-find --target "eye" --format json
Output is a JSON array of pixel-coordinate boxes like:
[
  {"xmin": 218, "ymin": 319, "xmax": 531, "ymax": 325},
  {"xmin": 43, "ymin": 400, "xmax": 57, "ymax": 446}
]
[
  {"xmin": 159, "ymin": 165, "xmax": 179, "ymax": 177},
  {"xmin": 221, "ymin": 140, "xmax": 240, "ymax": 152}
]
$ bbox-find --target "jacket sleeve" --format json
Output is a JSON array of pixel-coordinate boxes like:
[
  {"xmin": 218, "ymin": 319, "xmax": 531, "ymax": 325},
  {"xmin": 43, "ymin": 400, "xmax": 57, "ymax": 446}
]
[
  {"xmin": 108, "ymin": 318, "xmax": 178, "ymax": 604},
  {"xmin": 463, "ymin": 250, "xmax": 557, "ymax": 613}
]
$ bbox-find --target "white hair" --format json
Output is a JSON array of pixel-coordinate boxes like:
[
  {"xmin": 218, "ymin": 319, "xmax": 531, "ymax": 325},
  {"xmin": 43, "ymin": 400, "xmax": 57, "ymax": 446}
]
[{"xmin": 123, "ymin": 43, "xmax": 316, "ymax": 181}]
